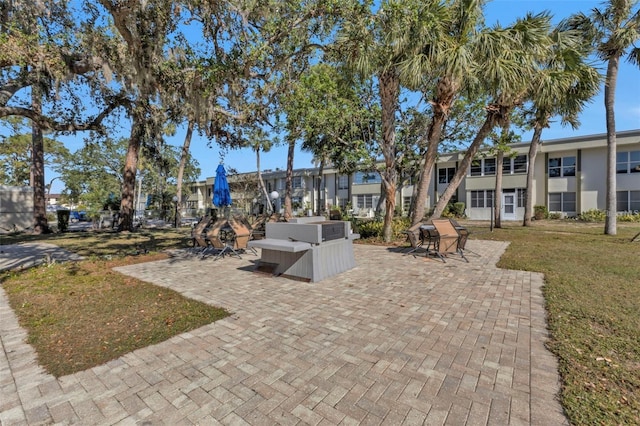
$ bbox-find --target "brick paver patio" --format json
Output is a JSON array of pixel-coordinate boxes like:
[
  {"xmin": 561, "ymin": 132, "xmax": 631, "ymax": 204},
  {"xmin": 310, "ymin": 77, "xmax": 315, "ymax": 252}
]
[{"xmin": 0, "ymin": 240, "xmax": 567, "ymax": 425}]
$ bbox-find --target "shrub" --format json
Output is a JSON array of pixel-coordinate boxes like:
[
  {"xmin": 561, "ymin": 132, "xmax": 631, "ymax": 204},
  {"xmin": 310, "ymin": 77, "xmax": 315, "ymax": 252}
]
[
  {"xmin": 355, "ymin": 220, "xmax": 383, "ymax": 239},
  {"xmin": 353, "ymin": 217, "xmax": 410, "ymax": 240},
  {"xmin": 534, "ymin": 205, "xmax": 548, "ymax": 220},
  {"xmin": 452, "ymin": 202, "xmax": 466, "ymax": 218},
  {"xmin": 442, "ymin": 202, "xmax": 465, "ymax": 218},
  {"xmin": 548, "ymin": 212, "xmax": 563, "ymax": 220},
  {"xmin": 578, "ymin": 209, "xmax": 606, "ymax": 222},
  {"xmin": 619, "ymin": 213, "xmax": 640, "ymax": 222}
]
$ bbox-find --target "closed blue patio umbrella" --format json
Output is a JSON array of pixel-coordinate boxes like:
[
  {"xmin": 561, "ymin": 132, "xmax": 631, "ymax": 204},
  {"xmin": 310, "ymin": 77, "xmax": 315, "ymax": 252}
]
[{"xmin": 213, "ymin": 164, "xmax": 232, "ymax": 208}]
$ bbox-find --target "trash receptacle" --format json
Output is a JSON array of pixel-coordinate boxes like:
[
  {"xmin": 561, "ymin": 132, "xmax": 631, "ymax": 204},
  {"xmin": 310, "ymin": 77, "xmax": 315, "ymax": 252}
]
[{"xmin": 57, "ymin": 209, "xmax": 70, "ymax": 232}]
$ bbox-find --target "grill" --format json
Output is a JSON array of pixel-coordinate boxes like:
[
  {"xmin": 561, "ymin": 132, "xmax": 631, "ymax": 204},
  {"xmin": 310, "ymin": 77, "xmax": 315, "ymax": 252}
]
[
  {"xmin": 248, "ymin": 216, "xmax": 359, "ymax": 282},
  {"xmin": 320, "ymin": 221, "xmax": 346, "ymax": 241}
]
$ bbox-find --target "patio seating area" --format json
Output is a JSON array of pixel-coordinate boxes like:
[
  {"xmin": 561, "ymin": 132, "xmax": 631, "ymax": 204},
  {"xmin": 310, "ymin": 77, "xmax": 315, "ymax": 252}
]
[
  {"xmin": 0, "ymin": 240, "xmax": 567, "ymax": 424},
  {"xmin": 403, "ymin": 218, "xmax": 471, "ymax": 262}
]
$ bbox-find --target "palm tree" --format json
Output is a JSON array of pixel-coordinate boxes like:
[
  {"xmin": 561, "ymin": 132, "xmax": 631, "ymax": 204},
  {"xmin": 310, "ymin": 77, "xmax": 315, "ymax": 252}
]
[
  {"xmin": 409, "ymin": 0, "xmax": 484, "ymax": 226},
  {"xmin": 570, "ymin": 0, "xmax": 640, "ymax": 235},
  {"xmin": 522, "ymin": 22, "xmax": 601, "ymax": 226},
  {"xmin": 431, "ymin": 13, "xmax": 553, "ymax": 219},
  {"xmin": 339, "ymin": 0, "xmax": 450, "ymax": 242}
]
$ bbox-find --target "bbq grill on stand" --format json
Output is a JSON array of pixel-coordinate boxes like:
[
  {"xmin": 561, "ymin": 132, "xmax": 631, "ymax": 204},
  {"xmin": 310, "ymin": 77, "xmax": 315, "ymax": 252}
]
[{"xmin": 247, "ymin": 216, "xmax": 359, "ymax": 282}]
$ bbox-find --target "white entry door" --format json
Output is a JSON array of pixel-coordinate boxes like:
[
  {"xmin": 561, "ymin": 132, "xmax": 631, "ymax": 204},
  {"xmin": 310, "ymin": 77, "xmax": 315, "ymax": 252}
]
[{"xmin": 502, "ymin": 193, "xmax": 516, "ymax": 221}]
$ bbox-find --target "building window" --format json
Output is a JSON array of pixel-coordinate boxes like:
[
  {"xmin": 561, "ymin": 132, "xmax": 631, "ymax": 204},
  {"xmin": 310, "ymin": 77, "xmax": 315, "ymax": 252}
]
[
  {"xmin": 469, "ymin": 158, "xmax": 495, "ymax": 176},
  {"xmin": 292, "ymin": 176, "xmax": 302, "ymax": 189},
  {"xmin": 470, "ymin": 190, "xmax": 494, "ymax": 208},
  {"xmin": 483, "ymin": 158, "xmax": 496, "ymax": 175},
  {"xmin": 617, "ymin": 190, "xmax": 640, "ymax": 213},
  {"xmin": 517, "ymin": 188, "xmax": 526, "ymax": 208},
  {"xmin": 356, "ymin": 194, "xmax": 375, "ymax": 209},
  {"xmin": 470, "ymin": 160, "xmax": 482, "ymax": 176},
  {"xmin": 549, "ymin": 192, "xmax": 576, "ymax": 212},
  {"xmin": 353, "ymin": 171, "xmax": 381, "ymax": 185},
  {"xmin": 548, "ymin": 156, "xmax": 576, "ymax": 177},
  {"xmin": 503, "ymin": 155, "xmax": 528, "ymax": 174},
  {"xmin": 338, "ymin": 175, "xmax": 349, "ymax": 189},
  {"xmin": 403, "ymin": 196, "xmax": 412, "ymax": 212},
  {"xmin": 617, "ymin": 151, "xmax": 640, "ymax": 174},
  {"xmin": 438, "ymin": 167, "xmax": 456, "ymax": 183}
]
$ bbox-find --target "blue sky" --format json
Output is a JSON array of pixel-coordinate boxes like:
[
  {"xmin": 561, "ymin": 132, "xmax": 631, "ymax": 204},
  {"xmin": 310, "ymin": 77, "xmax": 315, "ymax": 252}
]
[{"xmin": 50, "ymin": 0, "xmax": 640, "ymax": 192}]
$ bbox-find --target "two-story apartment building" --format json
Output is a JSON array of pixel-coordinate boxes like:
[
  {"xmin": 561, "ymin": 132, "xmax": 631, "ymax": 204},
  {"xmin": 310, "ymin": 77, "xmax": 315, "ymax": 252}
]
[{"xmin": 185, "ymin": 130, "xmax": 640, "ymax": 221}]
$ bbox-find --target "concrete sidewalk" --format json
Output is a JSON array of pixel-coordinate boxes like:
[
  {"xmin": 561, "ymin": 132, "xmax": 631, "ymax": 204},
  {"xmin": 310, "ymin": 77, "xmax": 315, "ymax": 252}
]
[
  {"xmin": 0, "ymin": 241, "xmax": 567, "ymax": 425},
  {"xmin": 0, "ymin": 242, "xmax": 84, "ymax": 272}
]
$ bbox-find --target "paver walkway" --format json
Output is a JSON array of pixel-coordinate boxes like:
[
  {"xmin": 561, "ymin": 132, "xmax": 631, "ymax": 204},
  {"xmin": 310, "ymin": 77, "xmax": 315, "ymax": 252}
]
[{"xmin": 0, "ymin": 241, "xmax": 567, "ymax": 425}]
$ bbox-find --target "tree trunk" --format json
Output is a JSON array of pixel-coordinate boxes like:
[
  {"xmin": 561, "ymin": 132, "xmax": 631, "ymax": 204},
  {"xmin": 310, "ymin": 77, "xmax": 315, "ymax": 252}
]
[
  {"xmin": 317, "ymin": 159, "xmax": 325, "ymax": 216},
  {"xmin": 284, "ymin": 139, "xmax": 295, "ymax": 220},
  {"xmin": 523, "ymin": 123, "xmax": 543, "ymax": 226},
  {"xmin": 604, "ymin": 56, "xmax": 618, "ymax": 235},
  {"xmin": 411, "ymin": 109, "xmax": 450, "ymax": 225},
  {"xmin": 412, "ymin": 77, "xmax": 457, "ymax": 226},
  {"xmin": 175, "ymin": 119, "xmax": 194, "ymax": 224},
  {"xmin": 494, "ymin": 150, "xmax": 503, "ymax": 229},
  {"xmin": 431, "ymin": 112, "xmax": 499, "ymax": 218},
  {"xmin": 31, "ymin": 85, "xmax": 50, "ymax": 234},
  {"xmin": 379, "ymin": 70, "xmax": 400, "ymax": 242},
  {"xmin": 256, "ymin": 147, "xmax": 271, "ymax": 214},
  {"xmin": 118, "ymin": 114, "xmax": 142, "ymax": 232}
]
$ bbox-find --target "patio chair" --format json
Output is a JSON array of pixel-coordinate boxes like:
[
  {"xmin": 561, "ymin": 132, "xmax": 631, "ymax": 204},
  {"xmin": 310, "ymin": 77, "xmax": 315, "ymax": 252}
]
[
  {"xmin": 191, "ymin": 216, "xmax": 213, "ymax": 256},
  {"xmin": 229, "ymin": 215, "xmax": 257, "ymax": 255},
  {"xmin": 448, "ymin": 219, "xmax": 478, "ymax": 257},
  {"xmin": 431, "ymin": 219, "xmax": 468, "ymax": 263},
  {"xmin": 206, "ymin": 218, "xmax": 242, "ymax": 260},
  {"xmin": 403, "ymin": 222, "xmax": 425, "ymax": 256}
]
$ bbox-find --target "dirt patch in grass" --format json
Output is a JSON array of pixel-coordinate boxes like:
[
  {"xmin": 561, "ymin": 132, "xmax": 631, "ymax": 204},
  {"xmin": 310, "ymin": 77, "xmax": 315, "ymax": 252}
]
[{"xmin": 2, "ymin": 252, "xmax": 229, "ymax": 377}]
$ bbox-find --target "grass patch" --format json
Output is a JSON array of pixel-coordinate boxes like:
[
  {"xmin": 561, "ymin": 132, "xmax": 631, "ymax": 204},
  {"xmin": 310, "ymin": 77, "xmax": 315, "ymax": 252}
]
[
  {"xmin": 1, "ymin": 229, "xmax": 228, "ymax": 378},
  {"xmin": 0, "ymin": 227, "xmax": 193, "ymax": 258},
  {"xmin": 463, "ymin": 220, "xmax": 640, "ymax": 425}
]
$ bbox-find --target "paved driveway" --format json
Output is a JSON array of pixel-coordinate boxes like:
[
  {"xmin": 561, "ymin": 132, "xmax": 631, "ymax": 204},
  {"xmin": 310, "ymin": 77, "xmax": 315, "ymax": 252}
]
[{"xmin": 0, "ymin": 241, "xmax": 567, "ymax": 425}]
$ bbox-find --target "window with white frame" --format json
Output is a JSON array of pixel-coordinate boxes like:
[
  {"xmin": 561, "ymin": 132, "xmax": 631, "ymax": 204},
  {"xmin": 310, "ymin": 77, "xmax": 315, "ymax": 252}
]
[
  {"xmin": 353, "ymin": 171, "xmax": 381, "ymax": 185},
  {"xmin": 469, "ymin": 158, "xmax": 495, "ymax": 176},
  {"xmin": 438, "ymin": 167, "xmax": 456, "ymax": 183},
  {"xmin": 470, "ymin": 190, "xmax": 494, "ymax": 208},
  {"xmin": 517, "ymin": 188, "xmax": 526, "ymax": 208},
  {"xmin": 484, "ymin": 158, "xmax": 496, "ymax": 175},
  {"xmin": 292, "ymin": 176, "xmax": 302, "ymax": 189},
  {"xmin": 503, "ymin": 155, "xmax": 528, "ymax": 174},
  {"xmin": 548, "ymin": 156, "xmax": 576, "ymax": 177},
  {"xmin": 617, "ymin": 190, "xmax": 640, "ymax": 213},
  {"xmin": 616, "ymin": 151, "xmax": 640, "ymax": 174},
  {"xmin": 356, "ymin": 194, "xmax": 375, "ymax": 209},
  {"xmin": 338, "ymin": 175, "xmax": 349, "ymax": 189},
  {"xmin": 549, "ymin": 192, "xmax": 576, "ymax": 212}
]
